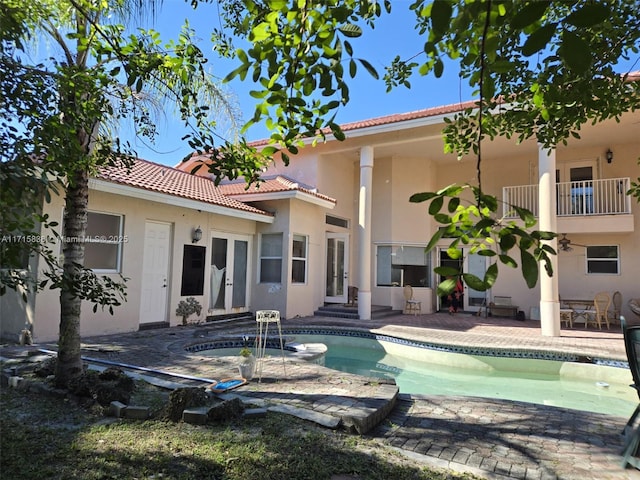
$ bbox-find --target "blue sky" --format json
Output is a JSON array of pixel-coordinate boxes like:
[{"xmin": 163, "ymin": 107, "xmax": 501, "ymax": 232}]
[
  {"xmin": 122, "ymin": 2, "xmax": 638, "ymax": 167},
  {"xmin": 123, "ymin": 1, "xmax": 475, "ymax": 166}
]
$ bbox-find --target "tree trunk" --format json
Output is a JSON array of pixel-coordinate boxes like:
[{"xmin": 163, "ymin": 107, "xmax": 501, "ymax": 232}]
[{"xmin": 55, "ymin": 167, "xmax": 88, "ymax": 387}]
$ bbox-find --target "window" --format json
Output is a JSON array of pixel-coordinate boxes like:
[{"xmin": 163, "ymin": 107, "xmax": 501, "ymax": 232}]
[
  {"xmin": 586, "ymin": 245, "xmax": 619, "ymax": 274},
  {"xmin": 326, "ymin": 214, "xmax": 349, "ymax": 229},
  {"xmin": 376, "ymin": 245, "xmax": 430, "ymax": 287},
  {"xmin": 84, "ymin": 211, "xmax": 124, "ymax": 272},
  {"xmin": 181, "ymin": 245, "xmax": 205, "ymax": 296},
  {"xmin": 291, "ymin": 234, "xmax": 308, "ymax": 283},
  {"xmin": 260, "ymin": 233, "xmax": 282, "ymax": 283}
]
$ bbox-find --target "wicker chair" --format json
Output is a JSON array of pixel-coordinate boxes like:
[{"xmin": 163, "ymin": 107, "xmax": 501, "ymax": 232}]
[
  {"xmin": 587, "ymin": 292, "xmax": 610, "ymax": 329},
  {"xmin": 403, "ymin": 285, "xmax": 422, "ymax": 316},
  {"xmin": 610, "ymin": 291, "xmax": 623, "ymax": 326}
]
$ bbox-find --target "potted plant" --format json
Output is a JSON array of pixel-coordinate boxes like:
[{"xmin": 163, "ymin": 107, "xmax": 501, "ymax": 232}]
[
  {"xmin": 175, "ymin": 297, "xmax": 202, "ymax": 325},
  {"xmin": 238, "ymin": 336, "xmax": 256, "ymax": 380}
]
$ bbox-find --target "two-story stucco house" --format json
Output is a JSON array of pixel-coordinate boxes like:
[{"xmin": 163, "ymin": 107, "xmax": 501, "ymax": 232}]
[{"xmin": 2, "ymin": 100, "xmax": 638, "ymax": 342}]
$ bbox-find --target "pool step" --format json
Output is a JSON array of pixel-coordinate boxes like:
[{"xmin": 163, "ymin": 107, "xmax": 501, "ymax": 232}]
[{"xmin": 313, "ymin": 304, "xmax": 400, "ymax": 320}]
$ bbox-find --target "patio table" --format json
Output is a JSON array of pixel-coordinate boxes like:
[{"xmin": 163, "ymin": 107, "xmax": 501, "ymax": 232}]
[{"xmin": 562, "ymin": 298, "xmax": 594, "ymax": 325}]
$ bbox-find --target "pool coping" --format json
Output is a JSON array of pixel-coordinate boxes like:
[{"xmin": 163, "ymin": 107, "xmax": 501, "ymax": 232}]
[{"xmin": 183, "ymin": 325, "xmax": 628, "ymax": 370}]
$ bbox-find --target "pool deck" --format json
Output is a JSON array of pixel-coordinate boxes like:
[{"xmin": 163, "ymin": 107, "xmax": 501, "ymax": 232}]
[{"xmin": 2, "ymin": 312, "xmax": 639, "ymax": 480}]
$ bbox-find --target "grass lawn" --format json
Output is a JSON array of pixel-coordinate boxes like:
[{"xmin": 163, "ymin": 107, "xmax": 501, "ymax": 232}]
[{"xmin": 0, "ymin": 377, "xmax": 480, "ymax": 480}]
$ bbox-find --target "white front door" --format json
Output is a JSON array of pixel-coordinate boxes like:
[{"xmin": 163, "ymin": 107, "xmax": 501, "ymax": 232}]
[
  {"xmin": 139, "ymin": 221, "xmax": 171, "ymax": 325},
  {"xmin": 209, "ymin": 233, "xmax": 251, "ymax": 315},
  {"xmin": 325, "ymin": 233, "xmax": 349, "ymax": 303},
  {"xmin": 438, "ymin": 248, "xmax": 487, "ymax": 313}
]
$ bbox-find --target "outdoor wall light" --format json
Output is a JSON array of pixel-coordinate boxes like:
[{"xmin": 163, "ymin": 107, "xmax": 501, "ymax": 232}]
[
  {"xmin": 192, "ymin": 226, "xmax": 202, "ymax": 243},
  {"xmin": 606, "ymin": 148, "xmax": 613, "ymax": 164}
]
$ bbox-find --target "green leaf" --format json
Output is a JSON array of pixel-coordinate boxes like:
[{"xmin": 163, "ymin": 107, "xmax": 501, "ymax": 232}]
[
  {"xmin": 520, "ymin": 250, "xmax": 539, "ymax": 288},
  {"xmin": 522, "ymin": 23, "xmax": 557, "ymax": 57},
  {"xmin": 560, "ymin": 30, "xmax": 592, "ymax": 73},
  {"xmin": 358, "ymin": 59, "xmax": 379, "ymax": 79},
  {"xmin": 429, "ymin": 195, "xmax": 444, "ymax": 215},
  {"xmin": 446, "ymin": 246, "xmax": 462, "ymax": 259},
  {"xmin": 484, "ymin": 263, "xmax": 498, "ymax": 287},
  {"xmin": 512, "ymin": 1, "xmax": 549, "ymax": 29},
  {"xmin": 434, "ymin": 213, "xmax": 451, "ymax": 224},
  {"xmin": 512, "ymin": 206, "xmax": 536, "ymax": 226},
  {"xmin": 434, "ymin": 266, "xmax": 460, "ymax": 277},
  {"xmin": 436, "ymin": 276, "xmax": 457, "ymax": 296},
  {"xmin": 462, "ymin": 273, "xmax": 486, "ymax": 291},
  {"xmin": 565, "ymin": 3, "xmax": 610, "ymax": 28},
  {"xmin": 490, "ymin": 60, "xmax": 516, "ymax": 73},
  {"xmin": 431, "ymin": 0, "xmax": 453, "ymax": 34},
  {"xmin": 338, "ymin": 23, "xmax": 363, "ymax": 38},
  {"xmin": 433, "ymin": 58, "xmax": 444, "ymax": 78},
  {"xmin": 499, "ymin": 254, "xmax": 517, "ymax": 268},
  {"xmin": 330, "ymin": 122, "xmax": 345, "ymax": 141},
  {"xmin": 447, "ymin": 197, "xmax": 460, "ymax": 213},
  {"xmin": 499, "ymin": 234, "xmax": 516, "ymax": 251},
  {"xmin": 410, "ymin": 192, "xmax": 439, "ymax": 203},
  {"xmin": 425, "ymin": 228, "xmax": 444, "ymax": 253}
]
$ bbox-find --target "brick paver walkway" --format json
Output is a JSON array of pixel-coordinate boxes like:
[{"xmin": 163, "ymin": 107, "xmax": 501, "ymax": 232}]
[{"xmin": 2, "ymin": 312, "xmax": 637, "ymax": 479}]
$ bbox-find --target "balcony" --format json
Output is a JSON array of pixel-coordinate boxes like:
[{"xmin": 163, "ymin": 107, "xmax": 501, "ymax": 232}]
[{"xmin": 503, "ymin": 177, "xmax": 634, "ymax": 233}]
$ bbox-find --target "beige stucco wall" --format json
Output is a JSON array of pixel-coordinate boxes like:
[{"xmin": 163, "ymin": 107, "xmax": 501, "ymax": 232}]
[
  {"xmin": 30, "ymin": 189, "xmax": 261, "ymax": 342},
  {"xmin": 426, "ymin": 130, "xmax": 640, "ymax": 320},
  {"xmin": 277, "ymin": 112, "xmax": 640, "ymax": 322}
]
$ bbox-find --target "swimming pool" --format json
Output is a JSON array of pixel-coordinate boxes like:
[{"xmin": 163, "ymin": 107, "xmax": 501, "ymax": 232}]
[{"xmin": 289, "ymin": 332, "xmax": 636, "ymax": 418}]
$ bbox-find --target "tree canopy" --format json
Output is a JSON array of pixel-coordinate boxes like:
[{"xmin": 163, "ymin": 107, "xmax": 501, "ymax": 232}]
[
  {"xmin": 214, "ymin": 0, "xmax": 640, "ymax": 292},
  {"xmin": 0, "ymin": 0, "xmax": 266, "ymax": 385}
]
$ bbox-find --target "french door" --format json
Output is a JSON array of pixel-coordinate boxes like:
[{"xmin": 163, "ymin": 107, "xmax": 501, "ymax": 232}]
[
  {"xmin": 438, "ymin": 248, "xmax": 487, "ymax": 313},
  {"xmin": 209, "ymin": 233, "xmax": 251, "ymax": 315},
  {"xmin": 556, "ymin": 160, "xmax": 596, "ymax": 215},
  {"xmin": 325, "ymin": 233, "xmax": 349, "ymax": 303}
]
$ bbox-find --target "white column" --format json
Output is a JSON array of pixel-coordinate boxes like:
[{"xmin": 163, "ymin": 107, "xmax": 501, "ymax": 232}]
[
  {"xmin": 538, "ymin": 144, "xmax": 561, "ymax": 337},
  {"xmin": 358, "ymin": 146, "xmax": 374, "ymax": 321}
]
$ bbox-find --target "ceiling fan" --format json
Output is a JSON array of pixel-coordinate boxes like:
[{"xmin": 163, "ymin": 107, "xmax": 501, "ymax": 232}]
[{"xmin": 558, "ymin": 234, "xmax": 587, "ymax": 252}]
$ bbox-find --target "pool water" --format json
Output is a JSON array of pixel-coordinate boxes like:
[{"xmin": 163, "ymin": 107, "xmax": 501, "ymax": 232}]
[{"xmin": 293, "ymin": 334, "xmax": 636, "ymax": 418}]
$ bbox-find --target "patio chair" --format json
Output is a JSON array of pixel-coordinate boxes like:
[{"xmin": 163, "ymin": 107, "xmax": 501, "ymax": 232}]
[
  {"xmin": 610, "ymin": 291, "xmax": 623, "ymax": 326},
  {"xmin": 620, "ymin": 316, "xmax": 640, "ymax": 469},
  {"xmin": 403, "ymin": 285, "xmax": 421, "ymax": 316},
  {"xmin": 588, "ymin": 292, "xmax": 611, "ymax": 330}
]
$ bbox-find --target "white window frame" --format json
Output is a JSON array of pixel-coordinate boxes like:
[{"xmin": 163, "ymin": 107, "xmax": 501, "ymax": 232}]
[
  {"xmin": 375, "ymin": 244, "xmax": 431, "ymax": 287},
  {"xmin": 84, "ymin": 211, "xmax": 125, "ymax": 273},
  {"xmin": 291, "ymin": 234, "xmax": 308, "ymax": 284},
  {"xmin": 259, "ymin": 233, "xmax": 283, "ymax": 284},
  {"xmin": 585, "ymin": 245, "xmax": 620, "ymax": 275}
]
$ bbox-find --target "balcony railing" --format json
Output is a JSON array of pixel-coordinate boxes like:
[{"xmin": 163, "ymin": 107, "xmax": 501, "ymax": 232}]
[{"xmin": 503, "ymin": 177, "xmax": 632, "ymax": 218}]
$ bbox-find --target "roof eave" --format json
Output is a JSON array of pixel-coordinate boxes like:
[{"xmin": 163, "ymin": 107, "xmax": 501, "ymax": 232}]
[
  {"xmin": 228, "ymin": 190, "xmax": 336, "ymax": 209},
  {"xmin": 90, "ymin": 178, "xmax": 274, "ymax": 223}
]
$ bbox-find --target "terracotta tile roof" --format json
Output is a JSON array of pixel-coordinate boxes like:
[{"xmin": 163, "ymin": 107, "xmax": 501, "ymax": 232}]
[
  {"xmin": 246, "ymin": 100, "xmax": 478, "ymax": 147},
  {"xmin": 246, "ymin": 71, "xmax": 640, "ymax": 147},
  {"xmin": 96, "ymin": 158, "xmax": 272, "ymax": 217},
  {"xmin": 218, "ymin": 175, "xmax": 337, "ymax": 205},
  {"xmin": 338, "ymin": 100, "xmax": 478, "ymax": 133}
]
